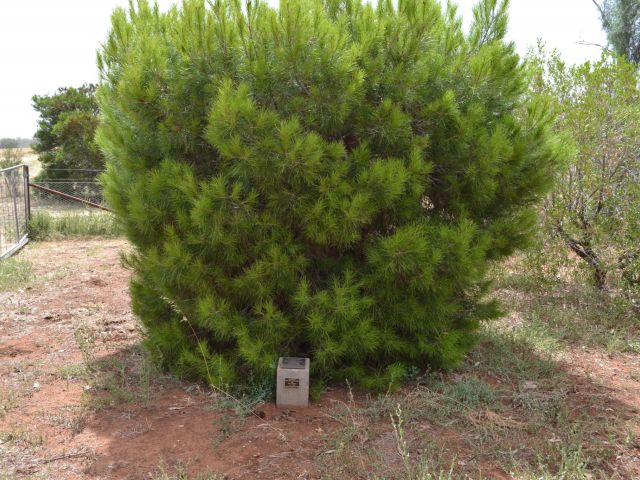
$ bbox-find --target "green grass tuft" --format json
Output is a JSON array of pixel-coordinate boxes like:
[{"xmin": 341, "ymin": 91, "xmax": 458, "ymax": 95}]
[
  {"xmin": 0, "ymin": 258, "xmax": 32, "ymax": 291},
  {"xmin": 28, "ymin": 211, "xmax": 122, "ymax": 240}
]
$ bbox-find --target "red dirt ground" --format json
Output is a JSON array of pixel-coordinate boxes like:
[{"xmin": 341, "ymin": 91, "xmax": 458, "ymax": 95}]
[
  {"xmin": 1, "ymin": 240, "xmax": 385, "ymax": 479},
  {"xmin": 1, "ymin": 239, "xmax": 639, "ymax": 479}
]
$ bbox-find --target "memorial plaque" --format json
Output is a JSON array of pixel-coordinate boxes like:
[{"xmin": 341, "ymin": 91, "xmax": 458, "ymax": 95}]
[{"xmin": 276, "ymin": 357, "xmax": 310, "ymax": 408}]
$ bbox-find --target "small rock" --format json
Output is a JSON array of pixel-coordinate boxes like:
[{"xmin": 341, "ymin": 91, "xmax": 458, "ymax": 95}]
[{"xmin": 33, "ymin": 382, "xmax": 40, "ymax": 390}]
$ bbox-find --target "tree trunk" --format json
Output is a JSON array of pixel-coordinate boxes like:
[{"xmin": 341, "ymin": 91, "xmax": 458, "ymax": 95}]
[{"xmin": 556, "ymin": 225, "xmax": 607, "ymax": 290}]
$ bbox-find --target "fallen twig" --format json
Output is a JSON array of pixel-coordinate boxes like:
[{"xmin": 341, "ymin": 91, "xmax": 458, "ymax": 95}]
[{"xmin": 36, "ymin": 449, "xmax": 92, "ymax": 465}]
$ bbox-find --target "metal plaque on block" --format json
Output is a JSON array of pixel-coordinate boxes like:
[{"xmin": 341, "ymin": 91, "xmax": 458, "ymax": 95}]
[
  {"xmin": 281, "ymin": 357, "xmax": 306, "ymax": 369},
  {"xmin": 276, "ymin": 357, "xmax": 310, "ymax": 408}
]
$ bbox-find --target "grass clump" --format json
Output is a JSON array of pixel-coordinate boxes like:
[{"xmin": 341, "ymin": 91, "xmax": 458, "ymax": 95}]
[
  {"xmin": 0, "ymin": 390, "xmax": 18, "ymax": 419},
  {"xmin": 56, "ymin": 322, "xmax": 162, "ymax": 410},
  {"xmin": 0, "ymin": 257, "xmax": 32, "ymax": 291},
  {"xmin": 152, "ymin": 464, "xmax": 224, "ymax": 480},
  {"xmin": 496, "ymin": 272, "xmax": 639, "ymax": 354},
  {"xmin": 28, "ymin": 211, "xmax": 122, "ymax": 240}
]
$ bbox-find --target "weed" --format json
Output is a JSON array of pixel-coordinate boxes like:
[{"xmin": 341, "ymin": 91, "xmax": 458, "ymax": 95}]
[
  {"xmin": 494, "ymin": 261, "xmax": 640, "ymax": 354},
  {"xmin": 0, "ymin": 390, "xmax": 18, "ymax": 419},
  {"xmin": 511, "ymin": 387, "xmax": 569, "ymax": 428},
  {"xmin": 152, "ymin": 463, "xmax": 224, "ymax": 480},
  {"xmin": 82, "ymin": 349, "xmax": 162, "ymax": 410},
  {"xmin": 0, "ymin": 430, "xmax": 44, "ymax": 447},
  {"xmin": 395, "ymin": 376, "xmax": 500, "ymax": 428},
  {"xmin": 390, "ymin": 403, "xmax": 455, "ymax": 480},
  {"xmin": 74, "ymin": 322, "xmax": 96, "ymax": 369},
  {"xmin": 213, "ymin": 375, "xmax": 274, "ymax": 416},
  {"xmin": 60, "ymin": 325, "xmax": 162, "ymax": 410},
  {"xmin": 442, "ymin": 377, "xmax": 498, "ymax": 409},
  {"xmin": 40, "ymin": 405, "xmax": 87, "ymax": 435},
  {"xmin": 56, "ymin": 363, "xmax": 87, "ymax": 379},
  {"xmin": 469, "ymin": 326, "xmax": 557, "ymax": 383},
  {"xmin": 0, "ymin": 258, "xmax": 32, "ymax": 291},
  {"xmin": 28, "ymin": 211, "xmax": 122, "ymax": 240},
  {"xmin": 523, "ymin": 443, "xmax": 591, "ymax": 480},
  {"xmin": 211, "ymin": 413, "xmax": 244, "ymax": 449}
]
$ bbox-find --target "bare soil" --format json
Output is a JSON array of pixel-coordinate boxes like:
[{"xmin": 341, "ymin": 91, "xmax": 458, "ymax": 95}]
[{"xmin": 1, "ymin": 239, "xmax": 639, "ymax": 479}]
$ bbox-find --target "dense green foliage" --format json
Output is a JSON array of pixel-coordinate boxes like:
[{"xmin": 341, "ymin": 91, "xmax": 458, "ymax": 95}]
[
  {"xmin": 595, "ymin": 0, "xmax": 640, "ymax": 64},
  {"xmin": 32, "ymin": 84, "xmax": 103, "ymax": 180},
  {"xmin": 531, "ymin": 48, "xmax": 640, "ymax": 297},
  {"xmin": 97, "ymin": 0, "xmax": 561, "ymax": 390}
]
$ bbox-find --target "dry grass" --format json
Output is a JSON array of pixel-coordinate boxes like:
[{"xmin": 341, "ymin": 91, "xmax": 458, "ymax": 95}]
[
  {"xmin": 17, "ymin": 148, "xmax": 41, "ymax": 177},
  {"xmin": 0, "ymin": 147, "xmax": 41, "ymax": 176}
]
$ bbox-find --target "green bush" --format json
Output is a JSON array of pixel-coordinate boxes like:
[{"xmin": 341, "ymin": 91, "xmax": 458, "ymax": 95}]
[{"xmin": 97, "ymin": 0, "xmax": 561, "ymax": 390}]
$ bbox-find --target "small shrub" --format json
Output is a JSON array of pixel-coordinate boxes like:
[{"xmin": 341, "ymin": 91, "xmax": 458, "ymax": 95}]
[{"xmin": 444, "ymin": 377, "xmax": 498, "ymax": 409}]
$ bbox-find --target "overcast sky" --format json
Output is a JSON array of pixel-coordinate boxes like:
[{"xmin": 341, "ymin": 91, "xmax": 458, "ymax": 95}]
[{"xmin": 0, "ymin": 0, "xmax": 607, "ymax": 139}]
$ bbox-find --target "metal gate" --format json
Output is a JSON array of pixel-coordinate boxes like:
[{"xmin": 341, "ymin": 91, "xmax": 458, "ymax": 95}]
[{"xmin": 0, "ymin": 165, "xmax": 30, "ymax": 258}]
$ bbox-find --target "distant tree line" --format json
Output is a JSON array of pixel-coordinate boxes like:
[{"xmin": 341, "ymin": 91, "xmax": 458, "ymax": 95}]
[{"xmin": 0, "ymin": 138, "xmax": 33, "ymax": 149}]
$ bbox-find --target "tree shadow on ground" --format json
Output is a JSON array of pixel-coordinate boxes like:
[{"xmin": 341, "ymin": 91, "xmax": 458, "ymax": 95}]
[
  {"xmin": 72, "ymin": 343, "xmax": 344, "ymax": 479},
  {"xmin": 72, "ymin": 327, "xmax": 640, "ymax": 479}
]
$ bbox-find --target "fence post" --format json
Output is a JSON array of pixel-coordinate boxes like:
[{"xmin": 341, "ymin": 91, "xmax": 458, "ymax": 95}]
[
  {"xmin": 23, "ymin": 165, "xmax": 30, "ymax": 222},
  {"xmin": 11, "ymin": 169, "xmax": 20, "ymax": 243}
]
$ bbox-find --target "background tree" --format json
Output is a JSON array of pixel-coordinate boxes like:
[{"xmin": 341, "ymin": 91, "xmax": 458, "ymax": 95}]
[
  {"xmin": 593, "ymin": 0, "xmax": 640, "ymax": 63},
  {"xmin": 97, "ymin": 0, "xmax": 561, "ymax": 391},
  {"xmin": 531, "ymin": 47, "xmax": 640, "ymax": 296},
  {"xmin": 32, "ymin": 84, "xmax": 103, "ymax": 180}
]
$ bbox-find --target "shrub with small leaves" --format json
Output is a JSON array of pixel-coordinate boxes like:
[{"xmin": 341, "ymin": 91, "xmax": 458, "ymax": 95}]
[{"xmin": 97, "ymin": 0, "xmax": 562, "ymax": 391}]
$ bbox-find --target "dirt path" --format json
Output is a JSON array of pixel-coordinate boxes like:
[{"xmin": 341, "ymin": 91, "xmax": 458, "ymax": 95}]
[{"xmin": 1, "ymin": 239, "xmax": 639, "ymax": 479}]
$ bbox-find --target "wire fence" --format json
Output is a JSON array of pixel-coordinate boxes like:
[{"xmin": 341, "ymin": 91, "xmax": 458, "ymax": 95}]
[
  {"xmin": 29, "ymin": 168, "xmax": 107, "ymax": 213},
  {"xmin": 30, "ymin": 180, "xmax": 108, "ymax": 214},
  {"xmin": 0, "ymin": 167, "xmax": 116, "ymax": 259},
  {"xmin": 0, "ymin": 165, "xmax": 29, "ymax": 258}
]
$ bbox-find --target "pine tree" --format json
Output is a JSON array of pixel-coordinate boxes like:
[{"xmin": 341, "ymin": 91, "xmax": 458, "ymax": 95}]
[{"xmin": 97, "ymin": 0, "xmax": 562, "ymax": 391}]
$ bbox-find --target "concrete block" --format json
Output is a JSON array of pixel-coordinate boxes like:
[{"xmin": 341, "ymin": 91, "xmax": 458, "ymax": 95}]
[{"xmin": 276, "ymin": 357, "xmax": 310, "ymax": 408}]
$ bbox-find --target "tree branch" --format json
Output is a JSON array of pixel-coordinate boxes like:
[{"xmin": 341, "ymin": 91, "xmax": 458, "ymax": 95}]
[
  {"xmin": 576, "ymin": 40, "xmax": 616, "ymax": 56},
  {"xmin": 555, "ymin": 222, "xmax": 607, "ymax": 290},
  {"xmin": 590, "ymin": 0, "xmax": 606, "ymax": 20}
]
